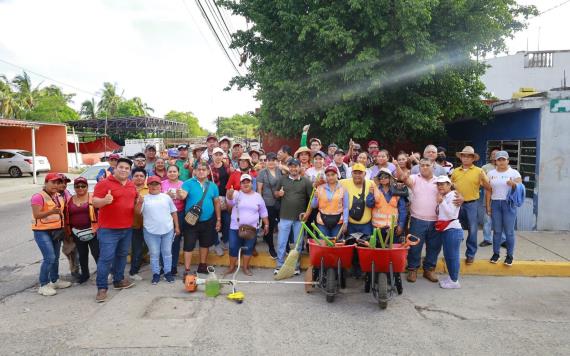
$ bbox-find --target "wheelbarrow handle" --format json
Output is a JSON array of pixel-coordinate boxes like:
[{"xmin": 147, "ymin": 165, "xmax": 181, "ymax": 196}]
[{"xmin": 401, "ymin": 234, "xmax": 420, "ymax": 248}]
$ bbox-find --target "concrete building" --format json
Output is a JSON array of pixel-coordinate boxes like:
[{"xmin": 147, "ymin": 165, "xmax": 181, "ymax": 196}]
[
  {"xmin": 481, "ymin": 50, "xmax": 570, "ymax": 100},
  {"xmin": 444, "ymin": 90, "xmax": 570, "ymax": 231}
]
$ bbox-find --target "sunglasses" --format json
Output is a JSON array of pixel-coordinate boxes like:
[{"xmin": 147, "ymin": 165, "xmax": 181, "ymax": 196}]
[{"xmin": 74, "ymin": 184, "xmax": 87, "ymax": 188}]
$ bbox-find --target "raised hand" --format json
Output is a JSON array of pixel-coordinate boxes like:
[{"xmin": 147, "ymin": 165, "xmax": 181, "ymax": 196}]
[{"xmin": 104, "ymin": 190, "xmax": 113, "ymax": 205}]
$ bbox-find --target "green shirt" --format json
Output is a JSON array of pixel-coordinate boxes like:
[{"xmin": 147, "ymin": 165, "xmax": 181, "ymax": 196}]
[
  {"xmin": 174, "ymin": 159, "xmax": 191, "ymax": 181},
  {"xmin": 276, "ymin": 175, "xmax": 313, "ymax": 220}
]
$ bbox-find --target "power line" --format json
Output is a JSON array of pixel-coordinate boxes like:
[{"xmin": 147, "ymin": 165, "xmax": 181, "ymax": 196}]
[
  {"xmin": 0, "ymin": 57, "xmax": 99, "ymax": 97},
  {"xmin": 530, "ymin": 0, "xmax": 570, "ymax": 18},
  {"xmin": 202, "ymin": 0, "xmax": 242, "ymax": 65},
  {"xmin": 195, "ymin": 0, "xmax": 242, "ymax": 75}
]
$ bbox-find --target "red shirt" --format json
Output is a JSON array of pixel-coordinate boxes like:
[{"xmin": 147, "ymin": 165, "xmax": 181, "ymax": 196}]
[
  {"xmin": 226, "ymin": 170, "xmax": 258, "ymax": 191},
  {"xmin": 93, "ymin": 175, "xmax": 137, "ymax": 229}
]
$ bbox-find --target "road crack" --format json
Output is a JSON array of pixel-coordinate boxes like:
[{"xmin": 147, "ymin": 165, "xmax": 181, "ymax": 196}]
[{"xmin": 414, "ymin": 305, "xmax": 468, "ymax": 320}]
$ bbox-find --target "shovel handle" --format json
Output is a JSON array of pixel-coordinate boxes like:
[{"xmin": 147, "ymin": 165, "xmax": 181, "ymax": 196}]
[{"xmin": 401, "ymin": 234, "xmax": 420, "ymax": 248}]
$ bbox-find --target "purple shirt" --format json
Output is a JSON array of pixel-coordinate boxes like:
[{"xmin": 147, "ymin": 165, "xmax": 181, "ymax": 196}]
[{"xmin": 227, "ymin": 191, "xmax": 268, "ymax": 230}]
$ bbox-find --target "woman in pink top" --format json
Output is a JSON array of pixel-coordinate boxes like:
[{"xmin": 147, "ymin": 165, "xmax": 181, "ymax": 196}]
[
  {"xmin": 225, "ymin": 174, "xmax": 269, "ymax": 276},
  {"xmin": 161, "ymin": 165, "xmax": 185, "ymax": 274}
]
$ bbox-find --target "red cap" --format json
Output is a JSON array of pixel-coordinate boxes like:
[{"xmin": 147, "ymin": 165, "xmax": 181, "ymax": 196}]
[
  {"xmin": 74, "ymin": 177, "xmax": 88, "ymax": 185},
  {"xmin": 57, "ymin": 173, "xmax": 71, "ymax": 183},
  {"xmin": 147, "ymin": 176, "xmax": 162, "ymax": 185},
  {"xmin": 368, "ymin": 140, "xmax": 379, "ymax": 147},
  {"xmin": 108, "ymin": 153, "xmax": 120, "ymax": 160},
  {"xmin": 325, "ymin": 165, "xmax": 339, "ymax": 175},
  {"xmin": 44, "ymin": 173, "xmax": 63, "ymax": 183}
]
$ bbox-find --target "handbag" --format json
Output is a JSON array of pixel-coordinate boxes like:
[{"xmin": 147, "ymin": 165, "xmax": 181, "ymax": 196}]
[
  {"xmin": 320, "ymin": 213, "xmax": 342, "ymax": 230},
  {"xmin": 72, "ymin": 227, "xmax": 96, "ymax": 242},
  {"xmin": 185, "ymin": 181, "xmax": 210, "ymax": 226},
  {"xmin": 390, "ymin": 182, "xmax": 409, "ymax": 197},
  {"xmin": 236, "ymin": 192, "xmax": 258, "ymax": 240},
  {"xmin": 348, "ymin": 181, "xmax": 366, "ymax": 221},
  {"xmin": 51, "ymin": 228, "xmax": 66, "ymax": 242}
]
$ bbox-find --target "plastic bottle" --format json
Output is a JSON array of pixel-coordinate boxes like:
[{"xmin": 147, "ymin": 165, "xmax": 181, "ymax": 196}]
[{"xmin": 205, "ymin": 266, "xmax": 220, "ymax": 297}]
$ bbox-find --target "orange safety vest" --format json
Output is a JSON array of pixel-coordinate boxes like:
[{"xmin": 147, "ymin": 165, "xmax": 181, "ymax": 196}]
[
  {"xmin": 316, "ymin": 184, "xmax": 345, "ymax": 226},
  {"xmin": 65, "ymin": 193, "xmax": 99, "ymax": 235},
  {"xmin": 31, "ymin": 191, "xmax": 65, "ymax": 231},
  {"xmin": 372, "ymin": 190, "xmax": 399, "ymax": 228}
]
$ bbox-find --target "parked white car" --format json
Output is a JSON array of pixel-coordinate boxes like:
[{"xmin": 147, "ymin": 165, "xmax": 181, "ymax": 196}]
[
  {"xmin": 0, "ymin": 149, "xmax": 51, "ymax": 177},
  {"xmin": 66, "ymin": 162, "xmax": 109, "ymax": 195}
]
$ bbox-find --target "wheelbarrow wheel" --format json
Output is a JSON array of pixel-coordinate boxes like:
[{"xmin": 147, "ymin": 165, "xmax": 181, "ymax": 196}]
[
  {"xmin": 325, "ymin": 268, "xmax": 336, "ymax": 303},
  {"xmin": 364, "ymin": 272, "xmax": 371, "ymax": 293},
  {"xmin": 377, "ymin": 273, "xmax": 388, "ymax": 309}
]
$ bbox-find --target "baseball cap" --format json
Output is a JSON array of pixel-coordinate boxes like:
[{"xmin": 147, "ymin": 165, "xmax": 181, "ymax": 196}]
[
  {"xmin": 206, "ymin": 134, "xmax": 218, "ymax": 142},
  {"xmin": 45, "ymin": 173, "xmax": 63, "ymax": 183},
  {"xmin": 309, "ymin": 138, "xmax": 322, "ymax": 146},
  {"xmin": 352, "ymin": 163, "xmax": 366, "ymax": 172},
  {"xmin": 147, "ymin": 176, "xmax": 162, "ymax": 185},
  {"xmin": 495, "ymin": 151, "xmax": 509, "ymax": 160},
  {"xmin": 313, "ymin": 151, "xmax": 326, "ymax": 158},
  {"xmin": 334, "ymin": 149, "xmax": 345, "ymax": 155},
  {"xmin": 219, "ymin": 136, "xmax": 231, "ymax": 144},
  {"xmin": 376, "ymin": 167, "xmax": 394, "ymax": 178},
  {"xmin": 74, "ymin": 177, "xmax": 88, "ymax": 185},
  {"xmin": 328, "ymin": 143, "xmax": 338, "ymax": 149},
  {"xmin": 145, "ymin": 144, "xmax": 156, "ymax": 150},
  {"xmin": 353, "ymin": 143, "xmax": 361, "ymax": 150},
  {"xmin": 213, "ymin": 147, "xmax": 225, "ymax": 155},
  {"xmin": 177, "ymin": 144, "xmax": 189, "ymax": 150},
  {"xmin": 108, "ymin": 153, "xmax": 120, "ymax": 160},
  {"xmin": 232, "ymin": 142, "xmax": 242, "ymax": 148},
  {"xmin": 240, "ymin": 174, "xmax": 253, "ymax": 182},
  {"xmin": 287, "ymin": 158, "xmax": 301, "ymax": 166},
  {"xmin": 434, "ymin": 175, "xmax": 452, "ymax": 184},
  {"xmin": 368, "ymin": 140, "xmax": 379, "ymax": 147},
  {"xmin": 167, "ymin": 148, "xmax": 179, "ymax": 158},
  {"xmin": 325, "ymin": 165, "xmax": 339, "ymax": 175}
]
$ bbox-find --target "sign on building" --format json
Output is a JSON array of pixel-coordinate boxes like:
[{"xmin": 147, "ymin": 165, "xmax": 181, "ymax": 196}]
[{"xmin": 550, "ymin": 99, "xmax": 570, "ymax": 113}]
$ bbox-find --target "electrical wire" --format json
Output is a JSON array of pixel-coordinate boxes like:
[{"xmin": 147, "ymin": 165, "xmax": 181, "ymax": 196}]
[
  {"xmin": 530, "ymin": 0, "xmax": 570, "ymax": 18},
  {"xmin": 206, "ymin": 0, "xmax": 242, "ymax": 59}
]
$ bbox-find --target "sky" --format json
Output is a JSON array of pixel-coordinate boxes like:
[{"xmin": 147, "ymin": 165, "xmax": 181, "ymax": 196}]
[{"xmin": 0, "ymin": 0, "xmax": 569, "ymax": 131}]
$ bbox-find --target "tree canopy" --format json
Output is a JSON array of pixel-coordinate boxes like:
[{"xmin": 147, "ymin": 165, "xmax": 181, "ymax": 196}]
[
  {"xmin": 165, "ymin": 110, "xmax": 209, "ymax": 137},
  {"xmin": 220, "ymin": 0, "xmax": 537, "ymax": 143},
  {"xmin": 81, "ymin": 82, "xmax": 154, "ymax": 119},
  {"xmin": 216, "ymin": 112, "xmax": 259, "ymax": 139}
]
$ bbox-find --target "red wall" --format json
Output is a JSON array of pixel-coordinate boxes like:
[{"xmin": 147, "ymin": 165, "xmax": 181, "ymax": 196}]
[{"xmin": 0, "ymin": 125, "xmax": 69, "ymax": 172}]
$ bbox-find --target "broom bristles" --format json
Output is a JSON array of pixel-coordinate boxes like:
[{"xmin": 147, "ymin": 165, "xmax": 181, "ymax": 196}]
[{"xmin": 274, "ymin": 250, "xmax": 299, "ymax": 280}]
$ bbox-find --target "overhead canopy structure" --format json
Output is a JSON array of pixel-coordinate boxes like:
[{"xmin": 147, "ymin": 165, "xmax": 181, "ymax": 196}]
[
  {"xmin": 66, "ymin": 116, "xmax": 187, "ymax": 140},
  {"xmin": 67, "ymin": 137, "xmax": 121, "ymax": 154}
]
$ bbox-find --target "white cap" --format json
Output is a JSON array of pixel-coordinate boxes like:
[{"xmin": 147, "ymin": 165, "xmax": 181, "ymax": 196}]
[
  {"xmin": 434, "ymin": 175, "xmax": 451, "ymax": 184},
  {"xmin": 240, "ymin": 174, "xmax": 253, "ymax": 182},
  {"xmin": 213, "ymin": 147, "xmax": 225, "ymax": 155}
]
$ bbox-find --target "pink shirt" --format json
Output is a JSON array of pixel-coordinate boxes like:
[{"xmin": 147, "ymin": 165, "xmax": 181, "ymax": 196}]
[
  {"xmin": 410, "ymin": 174, "xmax": 438, "ymax": 221},
  {"xmin": 161, "ymin": 180, "xmax": 184, "ymax": 212}
]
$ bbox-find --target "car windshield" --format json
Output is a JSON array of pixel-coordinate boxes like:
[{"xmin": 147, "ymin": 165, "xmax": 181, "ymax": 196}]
[
  {"xmin": 81, "ymin": 165, "xmax": 107, "ymax": 181},
  {"xmin": 17, "ymin": 151, "xmax": 33, "ymax": 157}
]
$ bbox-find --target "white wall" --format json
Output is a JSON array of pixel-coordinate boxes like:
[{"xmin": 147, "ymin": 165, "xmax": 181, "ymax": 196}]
[
  {"xmin": 481, "ymin": 51, "xmax": 570, "ymax": 100},
  {"xmin": 537, "ymin": 95, "xmax": 570, "ymax": 230}
]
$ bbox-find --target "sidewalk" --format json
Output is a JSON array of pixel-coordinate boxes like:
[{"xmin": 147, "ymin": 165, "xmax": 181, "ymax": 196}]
[
  {"xmin": 0, "ymin": 174, "xmax": 80, "ymax": 205},
  {"xmin": 196, "ymin": 230, "xmax": 570, "ymax": 277}
]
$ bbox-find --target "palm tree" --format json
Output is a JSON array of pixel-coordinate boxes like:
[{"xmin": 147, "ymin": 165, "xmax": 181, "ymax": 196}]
[
  {"xmin": 80, "ymin": 98, "xmax": 97, "ymax": 119},
  {"xmin": 131, "ymin": 96, "xmax": 154, "ymax": 116},
  {"xmin": 12, "ymin": 72, "xmax": 39, "ymax": 117},
  {"xmin": 0, "ymin": 75, "xmax": 17, "ymax": 119},
  {"xmin": 97, "ymin": 82, "xmax": 122, "ymax": 118}
]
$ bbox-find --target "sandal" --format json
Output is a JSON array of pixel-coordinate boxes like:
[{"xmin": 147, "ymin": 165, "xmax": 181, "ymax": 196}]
[
  {"xmin": 242, "ymin": 268, "xmax": 253, "ymax": 276},
  {"xmin": 223, "ymin": 267, "xmax": 237, "ymax": 276}
]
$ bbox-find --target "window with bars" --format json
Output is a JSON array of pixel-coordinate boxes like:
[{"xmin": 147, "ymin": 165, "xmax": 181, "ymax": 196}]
[
  {"xmin": 486, "ymin": 140, "xmax": 537, "ymax": 198},
  {"xmin": 524, "ymin": 51, "xmax": 554, "ymax": 68}
]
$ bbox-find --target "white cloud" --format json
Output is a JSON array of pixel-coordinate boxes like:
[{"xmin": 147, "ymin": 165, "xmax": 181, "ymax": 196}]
[{"xmin": 0, "ymin": 0, "xmax": 257, "ymax": 130}]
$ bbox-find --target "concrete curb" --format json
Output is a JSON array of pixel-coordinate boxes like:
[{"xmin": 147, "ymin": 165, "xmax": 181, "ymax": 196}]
[{"xmin": 185, "ymin": 252, "xmax": 570, "ymax": 277}]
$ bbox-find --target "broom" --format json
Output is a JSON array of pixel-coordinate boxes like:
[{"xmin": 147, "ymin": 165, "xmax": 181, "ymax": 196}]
[{"xmin": 275, "ymin": 187, "xmax": 316, "ymax": 280}]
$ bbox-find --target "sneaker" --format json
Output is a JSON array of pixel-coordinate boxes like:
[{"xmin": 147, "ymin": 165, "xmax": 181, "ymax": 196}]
[
  {"xmin": 490, "ymin": 253, "xmax": 500, "ymax": 264},
  {"xmin": 95, "ymin": 289, "xmax": 107, "ymax": 303},
  {"xmin": 164, "ymin": 272, "xmax": 175, "ymax": 283},
  {"xmin": 273, "ymin": 268, "xmax": 280, "ymax": 275},
  {"xmin": 129, "ymin": 273, "xmax": 143, "ymax": 281},
  {"xmin": 113, "ymin": 279, "xmax": 135, "ymax": 290},
  {"xmin": 504, "ymin": 255, "xmax": 513, "ymax": 266},
  {"xmin": 213, "ymin": 244, "xmax": 224, "ymax": 257},
  {"xmin": 501, "ymin": 241, "xmax": 507, "ymax": 249},
  {"xmin": 107, "ymin": 274, "xmax": 113, "ymax": 283},
  {"xmin": 151, "ymin": 274, "xmax": 160, "ymax": 285},
  {"xmin": 171, "ymin": 268, "xmax": 178, "ymax": 276},
  {"xmin": 268, "ymin": 247, "xmax": 277, "ymax": 259},
  {"xmin": 479, "ymin": 240, "xmax": 492, "ymax": 247},
  {"xmin": 440, "ymin": 279, "xmax": 461, "ymax": 289},
  {"xmin": 294, "ymin": 269, "xmax": 301, "ymax": 276},
  {"xmin": 196, "ymin": 263, "xmax": 208, "ymax": 274},
  {"xmin": 38, "ymin": 284, "xmax": 56, "ymax": 296},
  {"xmin": 49, "ymin": 279, "xmax": 72, "ymax": 289}
]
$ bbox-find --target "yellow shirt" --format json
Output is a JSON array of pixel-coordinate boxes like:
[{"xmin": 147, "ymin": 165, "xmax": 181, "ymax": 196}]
[
  {"xmin": 339, "ymin": 178, "xmax": 375, "ymax": 224},
  {"xmin": 451, "ymin": 165, "xmax": 486, "ymax": 201},
  {"xmin": 132, "ymin": 185, "xmax": 149, "ymax": 229}
]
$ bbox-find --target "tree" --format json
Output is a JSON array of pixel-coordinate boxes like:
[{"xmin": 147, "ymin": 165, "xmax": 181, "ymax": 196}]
[
  {"xmin": 80, "ymin": 98, "xmax": 97, "ymax": 119},
  {"xmin": 216, "ymin": 113, "xmax": 259, "ymax": 139},
  {"xmin": 24, "ymin": 86, "xmax": 79, "ymax": 122},
  {"xmin": 0, "ymin": 75, "xmax": 18, "ymax": 118},
  {"xmin": 164, "ymin": 111, "xmax": 208, "ymax": 137},
  {"xmin": 220, "ymin": 0, "xmax": 537, "ymax": 143},
  {"xmin": 97, "ymin": 82, "xmax": 122, "ymax": 118}
]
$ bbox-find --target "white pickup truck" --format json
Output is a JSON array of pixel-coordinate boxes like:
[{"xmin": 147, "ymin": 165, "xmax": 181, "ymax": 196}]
[{"xmin": 123, "ymin": 138, "xmax": 164, "ymax": 157}]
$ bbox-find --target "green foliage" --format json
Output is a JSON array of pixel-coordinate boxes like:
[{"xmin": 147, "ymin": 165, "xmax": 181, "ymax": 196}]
[
  {"xmin": 220, "ymin": 0, "xmax": 537, "ymax": 143},
  {"xmin": 165, "ymin": 110, "xmax": 208, "ymax": 137},
  {"xmin": 216, "ymin": 113, "xmax": 259, "ymax": 139},
  {"xmin": 24, "ymin": 86, "xmax": 79, "ymax": 122}
]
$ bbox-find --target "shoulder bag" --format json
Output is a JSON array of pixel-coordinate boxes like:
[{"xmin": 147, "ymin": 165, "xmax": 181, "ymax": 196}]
[
  {"xmin": 185, "ymin": 181, "xmax": 210, "ymax": 226},
  {"xmin": 348, "ymin": 181, "xmax": 367, "ymax": 221},
  {"xmin": 235, "ymin": 192, "xmax": 258, "ymax": 240}
]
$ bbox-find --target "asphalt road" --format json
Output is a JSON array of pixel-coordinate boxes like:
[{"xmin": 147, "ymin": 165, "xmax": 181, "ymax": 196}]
[{"xmin": 1, "ymin": 198, "xmax": 570, "ymax": 355}]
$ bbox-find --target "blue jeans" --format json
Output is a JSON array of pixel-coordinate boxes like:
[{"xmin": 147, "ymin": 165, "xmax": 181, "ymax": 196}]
[
  {"xmin": 347, "ymin": 222, "xmax": 372, "ymax": 235},
  {"xmin": 407, "ymin": 217, "xmax": 441, "ymax": 270},
  {"xmin": 229, "ymin": 229, "xmax": 256, "ymax": 257},
  {"xmin": 441, "ymin": 228, "xmax": 464, "ymax": 282},
  {"xmin": 316, "ymin": 223, "xmax": 341, "ymax": 238},
  {"xmin": 33, "ymin": 230, "xmax": 62, "ymax": 286},
  {"xmin": 277, "ymin": 219, "xmax": 302, "ymax": 268},
  {"xmin": 491, "ymin": 200, "xmax": 517, "ymax": 256},
  {"xmin": 459, "ymin": 201, "xmax": 479, "ymax": 258},
  {"xmin": 144, "ymin": 228, "xmax": 174, "ymax": 275},
  {"xmin": 96, "ymin": 228, "xmax": 132, "ymax": 290},
  {"xmin": 129, "ymin": 228, "xmax": 145, "ymax": 275},
  {"xmin": 170, "ymin": 210, "xmax": 185, "ymax": 272}
]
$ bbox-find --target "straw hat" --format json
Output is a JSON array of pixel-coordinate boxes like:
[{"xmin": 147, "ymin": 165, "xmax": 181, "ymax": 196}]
[
  {"xmin": 238, "ymin": 153, "xmax": 253, "ymax": 166},
  {"xmin": 455, "ymin": 146, "xmax": 480, "ymax": 161},
  {"xmin": 294, "ymin": 146, "xmax": 311, "ymax": 158}
]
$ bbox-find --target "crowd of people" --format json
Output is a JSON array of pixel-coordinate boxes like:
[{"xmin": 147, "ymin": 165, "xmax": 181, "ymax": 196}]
[{"xmin": 30, "ymin": 127, "xmax": 525, "ymax": 301}]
